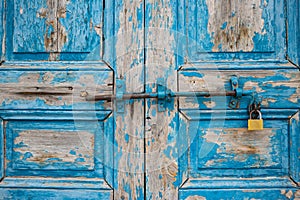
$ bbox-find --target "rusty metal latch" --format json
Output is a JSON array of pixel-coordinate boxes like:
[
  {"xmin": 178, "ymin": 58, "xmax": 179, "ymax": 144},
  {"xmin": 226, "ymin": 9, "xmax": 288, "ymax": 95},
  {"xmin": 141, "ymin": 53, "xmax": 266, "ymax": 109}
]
[
  {"xmin": 86, "ymin": 76, "xmax": 256, "ymax": 112},
  {"xmin": 13, "ymin": 86, "xmax": 74, "ymax": 95}
]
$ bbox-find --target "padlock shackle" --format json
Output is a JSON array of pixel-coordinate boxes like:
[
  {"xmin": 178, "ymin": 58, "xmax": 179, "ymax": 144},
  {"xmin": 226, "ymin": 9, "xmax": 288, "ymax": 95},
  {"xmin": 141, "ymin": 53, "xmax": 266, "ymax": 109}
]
[{"xmin": 249, "ymin": 110, "xmax": 262, "ymax": 119}]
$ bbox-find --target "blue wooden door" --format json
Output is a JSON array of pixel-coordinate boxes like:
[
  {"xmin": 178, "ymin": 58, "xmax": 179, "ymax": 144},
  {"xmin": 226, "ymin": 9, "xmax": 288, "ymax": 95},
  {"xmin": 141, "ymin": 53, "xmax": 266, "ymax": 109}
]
[
  {"xmin": 0, "ymin": 0, "xmax": 299, "ymax": 199},
  {"xmin": 0, "ymin": 0, "xmax": 114, "ymax": 199}
]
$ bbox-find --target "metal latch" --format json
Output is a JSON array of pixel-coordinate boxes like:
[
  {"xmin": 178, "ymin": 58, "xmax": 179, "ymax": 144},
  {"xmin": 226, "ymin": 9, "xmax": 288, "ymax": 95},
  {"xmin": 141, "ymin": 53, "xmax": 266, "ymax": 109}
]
[{"xmin": 86, "ymin": 76, "xmax": 256, "ymax": 112}]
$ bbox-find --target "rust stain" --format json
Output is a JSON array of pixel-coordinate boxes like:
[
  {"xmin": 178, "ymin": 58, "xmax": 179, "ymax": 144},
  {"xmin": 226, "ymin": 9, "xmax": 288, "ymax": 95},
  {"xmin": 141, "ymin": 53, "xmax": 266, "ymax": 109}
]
[{"xmin": 206, "ymin": 0, "xmax": 266, "ymax": 52}]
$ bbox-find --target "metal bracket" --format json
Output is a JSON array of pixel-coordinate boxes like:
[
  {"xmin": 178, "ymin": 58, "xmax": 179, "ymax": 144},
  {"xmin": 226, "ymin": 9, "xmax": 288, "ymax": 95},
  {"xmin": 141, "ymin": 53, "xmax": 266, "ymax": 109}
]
[
  {"xmin": 116, "ymin": 78, "xmax": 125, "ymax": 113},
  {"xmin": 157, "ymin": 79, "xmax": 173, "ymax": 112},
  {"xmin": 157, "ymin": 78, "xmax": 166, "ymax": 112},
  {"xmin": 229, "ymin": 75, "xmax": 242, "ymax": 109}
]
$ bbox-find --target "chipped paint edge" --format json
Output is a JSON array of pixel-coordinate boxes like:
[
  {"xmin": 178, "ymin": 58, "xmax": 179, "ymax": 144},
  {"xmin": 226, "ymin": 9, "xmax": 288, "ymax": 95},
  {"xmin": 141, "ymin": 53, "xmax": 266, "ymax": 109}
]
[
  {"xmin": 0, "ymin": 0, "xmax": 4, "ymax": 61},
  {"xmin": 0, "ymin": 117, "xmax": 3, "ymax": 180},
  {"xmin": 290, "ymin": 111, "xmax": 300, "ymax": 184},
  {"xmin": 287, "ymin": 0, "xmax": 300, "ymax": 67}
]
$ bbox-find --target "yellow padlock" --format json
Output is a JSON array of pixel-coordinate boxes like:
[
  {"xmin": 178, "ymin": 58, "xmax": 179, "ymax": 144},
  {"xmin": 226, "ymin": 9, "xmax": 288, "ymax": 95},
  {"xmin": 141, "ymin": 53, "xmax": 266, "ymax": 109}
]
[{"xmin": 248, "ymin": 110, "xmax": 264, "ymax": 131}]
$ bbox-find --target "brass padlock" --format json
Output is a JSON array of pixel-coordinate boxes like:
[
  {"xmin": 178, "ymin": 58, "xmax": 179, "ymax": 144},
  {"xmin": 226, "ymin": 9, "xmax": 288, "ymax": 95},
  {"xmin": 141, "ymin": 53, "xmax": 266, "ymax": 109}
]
[{"xmin": 248, "ymin": 110, "xmax": 264, "ymax": 131}]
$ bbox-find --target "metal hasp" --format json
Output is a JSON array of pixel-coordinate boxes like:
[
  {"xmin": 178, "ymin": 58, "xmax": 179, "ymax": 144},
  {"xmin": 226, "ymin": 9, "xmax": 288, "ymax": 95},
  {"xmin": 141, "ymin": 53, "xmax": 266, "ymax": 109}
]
[
  {"xmin": 229, "ymin": 75, "xmax": 247, "ymax": 109},
  {"xmin": 86, "ymin": 76, "xmax": 254, "ymax": 111}
]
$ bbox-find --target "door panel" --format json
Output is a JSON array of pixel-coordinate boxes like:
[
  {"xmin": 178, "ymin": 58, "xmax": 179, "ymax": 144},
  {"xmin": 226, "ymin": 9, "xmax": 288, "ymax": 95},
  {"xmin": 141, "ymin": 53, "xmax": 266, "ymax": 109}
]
[
  {"xmin": 58, "ymin": 0, "xmax": 102, "ymax": 53},
  {"xmin": 6, "ymin": 0, "xmax": 103, "ymax": 61},
  {"xmin": 186, "ymin": 0, "xmax": 286, "ymax": 61},
  {"xmin": 13, "ymin": 0, "xmax": 52, "ymax": 53},
  {"xmin": 0, "ymin": 112, "xmax": 113, "ymax": 196},
  {"xmin": 0, "ymin": 0, "xmax": 113, "ymax": 197},
  {"xmin": 183, "ymin": 116, "xmax": 291, "ymax": 176},
  {"xmin": 7, "ymin": 121, "xmax": 97, "ymax": 172}
]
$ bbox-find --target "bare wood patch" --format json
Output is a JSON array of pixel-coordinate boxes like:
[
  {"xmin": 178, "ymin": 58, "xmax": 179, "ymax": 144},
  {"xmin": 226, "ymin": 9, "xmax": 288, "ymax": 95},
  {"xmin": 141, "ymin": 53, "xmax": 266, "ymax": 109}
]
[
  {"xmin": 201, "ymin": 128, "xmax": 279, "ymax": 168},
  {"xmin": 13, "ymin": 130, "xmax": 94, "ymax": 169},
  {"xmin": 206, "ymin": 0, "xmax": 266, "ymax": 52}
]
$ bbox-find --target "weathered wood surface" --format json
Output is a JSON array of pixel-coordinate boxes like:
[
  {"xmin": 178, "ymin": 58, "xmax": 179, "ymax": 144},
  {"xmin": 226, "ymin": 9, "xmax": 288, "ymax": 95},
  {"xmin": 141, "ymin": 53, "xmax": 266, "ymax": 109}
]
[
  {"xmin": 178, "ymin": 67, "xmax": 300, "ymax": 109},
  {"xmin": 0, "ymin": 67, "xmax": 113, "ymax": 110},
  {"xmin": 185, "ymin": 0, "xmax": 285, "ymax": 61},
  {"xmin": 12, "ymin": 130, "xmax": 94, "ymax": 170},
  {"xmin": 0, "ymin": 0, "xmax": 5, "ymax": 60},
  {"xmin": 0, "ymin": 0, "xmax": 299, "ymax": 199},
  {"xmin": 8, "ymin": 0, "xmax": 103, "ymax": 60},
  {"xmin": 180, "ymin": 189, "xmax": 300, "ymax": 200},
  {"xmin": 145, "ymin": 0, "xmax": 182, "ymax": 199},
  {"xmin": 5, "ymin": 120, "xmax": 107, "ymax": 177},
  {"xmin": 58, "ymin": 0, "xmax": 102, "ymax": 53},
  {"xmin": 287, "ymin": 0, "xmax": 300, "ymax": 66},
  {"xmin": 290, "ymin": 112, "xmax": 300, "ymax": 184},
  {"xmin": 0, "ymin": 189, "xmax": 113, "ymax": 200},
  {"xmin": 113, "ymin": 0, "xmax": 145, "ymax": 199},
  {"xmin": 13, "ymin": 0, "xmax": 53, "ymax": 53},
  {"xmin": 196, "ymin": 128, "xmax": 282, "ymax": 169}
]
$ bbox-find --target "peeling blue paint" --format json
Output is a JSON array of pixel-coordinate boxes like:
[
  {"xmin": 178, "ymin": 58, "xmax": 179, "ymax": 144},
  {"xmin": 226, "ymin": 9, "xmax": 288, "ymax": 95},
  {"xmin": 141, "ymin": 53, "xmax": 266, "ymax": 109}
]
[{"xmin": 0, "ymin": 0, "xmax": 299, "ymax": 199}]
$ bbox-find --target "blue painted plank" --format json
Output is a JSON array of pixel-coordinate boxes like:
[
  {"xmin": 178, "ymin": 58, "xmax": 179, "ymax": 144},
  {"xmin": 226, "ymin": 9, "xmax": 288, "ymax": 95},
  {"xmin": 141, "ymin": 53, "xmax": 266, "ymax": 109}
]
[
  {"xmin": 181, "ymin": 109, "xmax": 298, "ymax": 121},
  {"xmin": 179, "ymin": 189, "xmax": 300, "ymax": 200},
  {"xmin": 287, "ymin": 0, "xmax": 300, "ymax": 66},
  {"xmin": 103, "ymin": 0, "xmax": 115, "ymax": 65},
  {"xmin": 180, "ymin": 177, "xmax": 297, "ymax": 189},
  {"xmin": 290, "ymin": 112, "xmax": 300, "ymax": 183},
  {"xmin": 0, "ymin": 110, "xmax": 111, "ymax": 121},
  {"xmin": 0, "ymin": 177, "xmax": 112, "ymax": 190},
  {"xmin": 178, "ymin": 68, "xmax": 300, "ymax": 109},
  {"xmin": 0, "ymin": 118, "xmax": 3, "ymax": 180},
  {"xmin": 145, "ymin": 0, "xmax": 181, "ymax": 198},
  {"xmin": 0, "ymin": 0, "xmax": 4, "ymax": 60},
  {"xmin": 103, "ymin": 114, "xmax": 114, "ymax": 189},
  {"xmin": 0, "ymin": 69, "xmax": 113, "ymax": 110},
  {"xmin": 0, "ymin": 189, "xmax": 112, "ymax": 200},
  {"xmin": 112, "ymin": 0, "xmax": 145, "ymax": 199}
]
